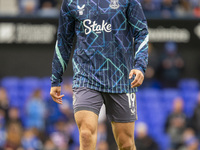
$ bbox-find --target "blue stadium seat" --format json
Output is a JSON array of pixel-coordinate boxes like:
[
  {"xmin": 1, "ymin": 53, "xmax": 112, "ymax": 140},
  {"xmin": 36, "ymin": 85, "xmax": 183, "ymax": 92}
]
[
  {"xmin": 141, "ymin": 88, "xmax": 161, "ymax": 101},
  {"xmin": 136, "ymin": 90, "xmax": 143, "ymax": 101},
  {"xmin": 41, "ymin": 77, "xmax": 51, "ymax": 100},
  {"xmin": 162, "ymin": 89, "xmax": 180, "ymax": 101},
  {"xmin": 156, "ymin": 134, "xmax": 170, "ymax": 150},
  {"xmin": 7, "ymin": 89, "xmax": 20, "ymax": 106},
  {"xmin": 178, "ymin": 78, "xmax": 199, "ymax": 91},
  {"xmin": 10, "ymin": 98, "xmax": 22, "ymax": 108},
  {"xmin": 182, "ymin": 91, "xmax": 198, "ymax": 103},
  {"xmin": 18, "ymin": 77, "xmax": 42, "ymax": 103},
  {"xmin": 41, "ymin": 77, "xmax": 51, "ymax": 89},
  {"xmin": 1, "ymin": 77, "xmax": 20, "ymax": 90},
  {"xmin": 162, "ymin": 89, "xmax": 180, "ymax": 114},
  {"xmin": 21, "ymin": 77, "xmax": 41, "ymax": 90},
  {"xmin": 184, "ymin": 103, "xmax": 196, "ymax": 117},
  {"xmin": 144, "ymin": 100, "xmax": 162, "ymax": 109},
  {"xmin": 181, "ymin": 91, "xmax": 198, "ymax": 117},
  {"xmin": 137, "ymin": 111, "xmax": 147, "ymax": 122}
]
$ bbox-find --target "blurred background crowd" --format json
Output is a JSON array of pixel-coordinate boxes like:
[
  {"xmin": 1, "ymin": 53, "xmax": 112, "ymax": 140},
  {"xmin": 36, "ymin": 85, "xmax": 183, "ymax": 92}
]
[
  {"xmin": 0, "ymin": 0, "xmax": 200, "ymax": 150},
  {"xmin": 0, "ymin": 76, "xmax": 200, "ymax": 150},
  {"xmin": 0, "ymin": 0, "xmax": 200, "ymax": 18}
]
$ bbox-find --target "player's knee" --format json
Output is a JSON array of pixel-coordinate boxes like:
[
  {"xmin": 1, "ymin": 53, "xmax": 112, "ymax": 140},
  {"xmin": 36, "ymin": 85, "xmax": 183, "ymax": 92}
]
[
  {"xmin": 80, "ymin": 129, "xmax": 93, "ymax": 146},
  {"xmin": 79, "ymin": 122, "xmax": 96, "ymax": 141},
  {"xmin": 118, "ymin": 142, "xmax": 136, "ymax": 150},
  {"xmin": 118, "ymin": 135, "xmax": 135, "ymax": 150},
  {"xmin": 77, "ymin": 121, "xmax": 96, "ymax": 134},
  {"xmin": 118, "ymin": 142, "xmax": 135, "ymax": 150}
]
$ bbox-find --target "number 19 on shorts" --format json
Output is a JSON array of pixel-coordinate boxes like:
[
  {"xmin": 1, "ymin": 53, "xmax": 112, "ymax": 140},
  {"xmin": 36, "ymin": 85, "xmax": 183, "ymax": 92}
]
[{"xmin": 126, "ymin": 93, "xmax": 136, "ymax": 115}]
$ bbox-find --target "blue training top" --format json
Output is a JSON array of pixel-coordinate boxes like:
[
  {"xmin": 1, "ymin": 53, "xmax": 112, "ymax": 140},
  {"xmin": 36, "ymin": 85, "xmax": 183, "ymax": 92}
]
[{"xmin": 51, "ymin": 0, "xmax": 149, "ymax": 93}]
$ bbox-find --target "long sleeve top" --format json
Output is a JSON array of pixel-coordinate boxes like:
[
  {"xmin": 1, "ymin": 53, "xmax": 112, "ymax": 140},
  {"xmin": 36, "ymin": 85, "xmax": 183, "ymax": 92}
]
[{"xmin": 51, "ymin": 0, "xmax": 149, "ymax": 93}]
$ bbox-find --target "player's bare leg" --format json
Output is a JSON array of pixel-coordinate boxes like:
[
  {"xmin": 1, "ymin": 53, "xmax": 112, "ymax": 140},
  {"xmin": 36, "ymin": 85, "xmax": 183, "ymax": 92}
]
[
  {"xmin": 75, "ymin": 110, "xmax": 98, "ymax": 150},
  {"xmin": 112, "ymin": 122, "xmax": 136, "ymax": 150}
]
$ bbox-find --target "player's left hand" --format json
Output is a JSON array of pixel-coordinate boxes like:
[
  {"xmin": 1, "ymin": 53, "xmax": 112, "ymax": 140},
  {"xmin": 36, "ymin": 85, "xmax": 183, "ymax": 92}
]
[{"xmin": 129, "ymin": 69, "xmax": 144, "ymax": 88}]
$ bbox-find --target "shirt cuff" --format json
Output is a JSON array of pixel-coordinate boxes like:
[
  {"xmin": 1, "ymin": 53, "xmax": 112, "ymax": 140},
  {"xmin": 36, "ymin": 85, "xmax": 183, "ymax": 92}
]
[
  {"xmin": 133, "ymin": 67, "xmax": 145, "ymax": 75},
  {"xmin": 51, "ymin": 82, "xmax": 61, "ymax": 87},
  {"xmin": 50, "ymin": 76, "xmax": 62, "ymax": 87}
]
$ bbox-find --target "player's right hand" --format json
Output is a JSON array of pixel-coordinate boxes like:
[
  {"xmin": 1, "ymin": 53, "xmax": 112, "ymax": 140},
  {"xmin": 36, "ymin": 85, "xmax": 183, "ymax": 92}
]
[
  {"xmin": 129, "ymin": 69, "xmax": 144, "ymax": 88},
  {"xmin": 50, "ymin": 87, "xmax": 64, "ymax": 104}
]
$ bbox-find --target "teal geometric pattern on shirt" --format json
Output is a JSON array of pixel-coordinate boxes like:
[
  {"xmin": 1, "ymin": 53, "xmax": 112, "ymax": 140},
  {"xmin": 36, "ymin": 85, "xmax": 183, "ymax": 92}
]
[{"xmin": 51, "ymin": 0, "xmax": 149, "ymax": 93}]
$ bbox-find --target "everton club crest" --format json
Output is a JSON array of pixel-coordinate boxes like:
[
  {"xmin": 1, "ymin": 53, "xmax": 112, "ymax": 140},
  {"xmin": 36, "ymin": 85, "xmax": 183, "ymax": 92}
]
[{"xmin": 109, "ymin": 0, "xmax": 120, "ymax": 9}]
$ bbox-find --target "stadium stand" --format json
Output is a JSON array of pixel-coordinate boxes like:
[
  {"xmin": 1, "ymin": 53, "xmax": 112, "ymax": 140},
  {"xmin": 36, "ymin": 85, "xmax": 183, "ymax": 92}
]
[{"xmin": 0, "ymin": 77, "xmax": 199, "ymax": 149}]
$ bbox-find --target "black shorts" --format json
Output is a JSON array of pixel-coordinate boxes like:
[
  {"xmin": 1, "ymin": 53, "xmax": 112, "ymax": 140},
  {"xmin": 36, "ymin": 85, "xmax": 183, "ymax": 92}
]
[{"xmin": 73, "ymin": 87, "xmax": 137, "ymax": 123}]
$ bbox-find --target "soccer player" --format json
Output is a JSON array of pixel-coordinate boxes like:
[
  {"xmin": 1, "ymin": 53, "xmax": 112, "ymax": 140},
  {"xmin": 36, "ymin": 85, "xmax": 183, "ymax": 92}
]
[{"xmin": 50, "ymin": 0, "xmax": 149, "ymax": 149}]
